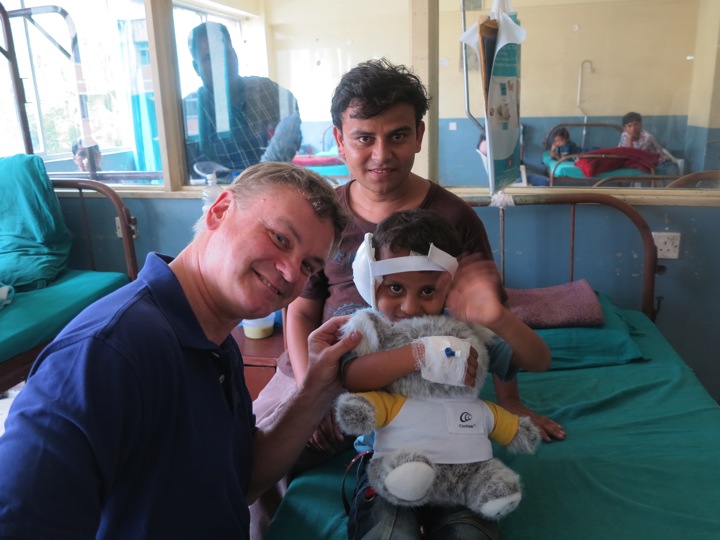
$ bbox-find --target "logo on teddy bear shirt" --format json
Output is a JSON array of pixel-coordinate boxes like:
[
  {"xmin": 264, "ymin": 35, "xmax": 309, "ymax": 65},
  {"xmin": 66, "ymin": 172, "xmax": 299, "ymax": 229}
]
[
  {"xmin": 445, "ymin": 401, "xmax": 484, "ymax": 434},
  {"xmin": 458, "ymin": 411, "xmax": 476, "ymax": 429}
]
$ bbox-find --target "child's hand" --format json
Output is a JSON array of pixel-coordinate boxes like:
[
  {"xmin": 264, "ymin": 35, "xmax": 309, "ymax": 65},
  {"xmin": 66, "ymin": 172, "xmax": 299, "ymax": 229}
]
[
  {"xmin": 500, "ymin": 398, "xmax": 566, "ymax": 442},
  {"xmin": 306, "ymin": 407, "xmax": 349, "ymax": 453},
  {"xmin": 445, "ymin": 254, "xmax": 505, "ymax": 329}
]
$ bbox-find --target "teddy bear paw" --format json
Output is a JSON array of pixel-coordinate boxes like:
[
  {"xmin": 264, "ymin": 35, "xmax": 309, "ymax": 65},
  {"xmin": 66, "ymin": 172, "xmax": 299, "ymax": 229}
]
[
  {"xmin": 384, "ymin": 461, "xmax": 435, "ymax": 501},
  {"xmin": 479, "ymin": 492, "xmax": 522, "ymax": 520}
]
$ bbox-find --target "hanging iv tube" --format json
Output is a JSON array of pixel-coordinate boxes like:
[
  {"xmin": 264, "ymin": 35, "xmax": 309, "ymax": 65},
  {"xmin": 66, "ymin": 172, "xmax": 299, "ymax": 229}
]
[{"xmin": 577, "ymin": 59, "xmax": 594, "ymax": 148}]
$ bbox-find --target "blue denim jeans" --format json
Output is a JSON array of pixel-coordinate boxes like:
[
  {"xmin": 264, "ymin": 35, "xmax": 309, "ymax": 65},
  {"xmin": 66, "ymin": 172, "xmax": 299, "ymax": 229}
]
[{"xmin": 347, "ymin": 454, "xmax": 499, "ymax": 540}]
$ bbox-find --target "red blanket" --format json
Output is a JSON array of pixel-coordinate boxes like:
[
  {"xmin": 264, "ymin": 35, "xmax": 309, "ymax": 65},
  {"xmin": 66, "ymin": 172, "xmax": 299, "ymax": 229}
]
[{"xmin": 574, "ymin": 147, "xmax": 659, "ymax": 177}]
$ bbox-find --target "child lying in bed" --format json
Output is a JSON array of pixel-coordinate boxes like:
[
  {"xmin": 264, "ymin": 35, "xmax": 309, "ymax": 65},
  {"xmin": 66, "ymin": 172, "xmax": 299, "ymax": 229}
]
[{"xmin": 340, "ymin": 209, "xmax": 552, "ymax": 539}]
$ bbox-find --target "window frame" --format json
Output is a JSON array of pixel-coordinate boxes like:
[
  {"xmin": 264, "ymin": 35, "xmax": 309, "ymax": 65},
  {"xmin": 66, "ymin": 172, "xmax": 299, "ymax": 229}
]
[{"xmin": 30, "ymin": 0, "xmax": 715, "ymax": 206}]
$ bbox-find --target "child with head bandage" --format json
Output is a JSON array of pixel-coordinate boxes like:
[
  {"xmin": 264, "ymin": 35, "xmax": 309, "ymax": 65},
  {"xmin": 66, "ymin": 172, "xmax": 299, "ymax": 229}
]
[{"xmin": 340, "ymin": 209, "xmax": 552, "ymax": 539}]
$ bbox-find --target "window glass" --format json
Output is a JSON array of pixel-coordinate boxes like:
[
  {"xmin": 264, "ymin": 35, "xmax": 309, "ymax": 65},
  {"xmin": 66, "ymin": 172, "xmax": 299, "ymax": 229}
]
[
  {"xmin": 174, "ymin": 7, "xmax": 302, "ymax": 185},
  {"xmin": 0, "ymin": 0, "xmax": 162, "ymax": 184},
  {"xmin": 439, "ymin": 0, "xmax": 720, "ymax": 190}
]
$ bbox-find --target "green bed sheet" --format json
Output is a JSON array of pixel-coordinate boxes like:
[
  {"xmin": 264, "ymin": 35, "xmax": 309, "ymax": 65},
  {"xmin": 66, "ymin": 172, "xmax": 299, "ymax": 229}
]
[
  {"xmin": 0, "ymin": 269, "xmax": 129, "ymax": 363},
  {"xmin": 265, "ymin": 308, "xmax": 720, "ymax": 539}
]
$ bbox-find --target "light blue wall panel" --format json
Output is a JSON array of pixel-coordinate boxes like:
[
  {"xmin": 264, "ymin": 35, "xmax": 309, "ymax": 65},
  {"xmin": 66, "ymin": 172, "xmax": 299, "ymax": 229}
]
[{"xmin": 60, "ymin": 197, "xmax": 720, "ymax": 403}]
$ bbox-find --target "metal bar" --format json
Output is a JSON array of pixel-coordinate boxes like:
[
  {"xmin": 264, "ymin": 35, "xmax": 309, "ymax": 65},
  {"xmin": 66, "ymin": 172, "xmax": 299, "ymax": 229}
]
[
  {"xmin": 467, "ymin": 193, "xmax": 658, "ymax": 320},
  {"xmin": 51, "ymin": 178, "xmax": 139, "ymax": 280},
  {"xmin": 499, "ymin": 206, "xmax": 506, "ymax": 282},
  {"xmin": 9, "ymin": 5, "xmax": 93, "ymax": 157},
  {"xmin": 0, "ymin": 2, "xmax": 33, "ymax": 153},
  {"xmin": 461, "ymin": 0, "xmax": 484, "ymax": 132},
  {"xmin": 569, "ymin": 204, "xmax": 576, "ymax": 282}
]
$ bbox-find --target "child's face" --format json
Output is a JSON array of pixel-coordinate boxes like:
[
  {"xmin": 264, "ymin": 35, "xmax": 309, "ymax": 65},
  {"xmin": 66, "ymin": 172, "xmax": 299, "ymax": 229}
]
[
  {"xmin": 624, "ymin": 120, "xmax": 642, "ymax": 139},
  {"xmin": 375, "ymin": 246, "xmax": 449, "ymax": 322},
  {"xmin": 553, "ymin": 134, "xmax": 568, "ymax": 147}
]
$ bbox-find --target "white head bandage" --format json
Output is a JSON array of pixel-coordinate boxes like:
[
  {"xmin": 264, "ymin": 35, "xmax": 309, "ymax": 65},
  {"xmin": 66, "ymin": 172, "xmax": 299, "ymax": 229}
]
[{"xmin": 352, "ymin": 233, "xmax": 459, "ymax": 309}]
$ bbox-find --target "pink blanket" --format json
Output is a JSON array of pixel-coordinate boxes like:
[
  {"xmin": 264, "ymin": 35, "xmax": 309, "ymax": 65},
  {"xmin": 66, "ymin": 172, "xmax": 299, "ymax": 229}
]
[
  {"xmin": 574, "ymin": 147, "xmax": 659, "ymax": 177},
  {"xmin": 292, "ymin": 155, "xmax": 345, "ymax": 167},
  {"xmin": 507, "ymin": 279, "xmax": 605, "ymax": 329}
]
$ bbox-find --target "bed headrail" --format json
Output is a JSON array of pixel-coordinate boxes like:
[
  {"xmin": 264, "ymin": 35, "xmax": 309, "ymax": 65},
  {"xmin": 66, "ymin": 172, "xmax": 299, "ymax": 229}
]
[
  {"xmin": 543, "ymin": 122, "xmax": 623, "ymax": 150},
  {"xmin": 666, "ymin": 170, "xmax": 720, "ymax": 189},
  {"xmin": 51, "ymin": 178, "xmax": 139, "ymax": 280},
  {"xmin": 468, "ymin": 193, "xmax": 658, "ymax": 321}
]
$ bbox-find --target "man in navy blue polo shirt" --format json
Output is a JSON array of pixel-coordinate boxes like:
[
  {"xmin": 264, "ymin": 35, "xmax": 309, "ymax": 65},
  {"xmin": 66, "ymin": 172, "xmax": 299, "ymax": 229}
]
[{"xmin": 0, "ymin": 162, "xmax": 361, "ymax": 539}]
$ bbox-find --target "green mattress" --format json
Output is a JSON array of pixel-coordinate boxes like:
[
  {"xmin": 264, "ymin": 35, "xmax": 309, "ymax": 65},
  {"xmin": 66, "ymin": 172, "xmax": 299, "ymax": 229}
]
[
  {"xmin": 542, "ymin": 150, "xmax": 644, "ymax": 181},
  {"xmin": 265, "ymin": 306, "xmax": 720, "ymax": 539},
  {"xmin": 0, "ymin": 269, "xmax": 129, "ymax": 364}
]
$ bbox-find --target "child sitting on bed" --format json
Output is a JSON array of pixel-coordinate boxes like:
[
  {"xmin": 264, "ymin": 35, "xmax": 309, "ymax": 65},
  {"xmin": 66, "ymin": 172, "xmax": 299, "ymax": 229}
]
[
  {"xmin": 618, "ymin": 111, "xmax": 683, "ymax": 175},
  {"xmin": 549, "ymin": 127, "xmax": 581, "ymax": 160},
  {"xmin": 618, "ymin": 111, "xmax": 670, "ymax": 162},
  {"xmin": 341, "ymin": 209, "xmax": 553, "ymax": 540}
]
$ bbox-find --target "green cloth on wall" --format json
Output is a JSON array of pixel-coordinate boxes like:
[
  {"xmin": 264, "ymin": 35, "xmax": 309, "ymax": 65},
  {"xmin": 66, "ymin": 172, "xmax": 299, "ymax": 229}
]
[{"xmin": 0, "ymin": 154, "xmax": 71, "ymax": 290}]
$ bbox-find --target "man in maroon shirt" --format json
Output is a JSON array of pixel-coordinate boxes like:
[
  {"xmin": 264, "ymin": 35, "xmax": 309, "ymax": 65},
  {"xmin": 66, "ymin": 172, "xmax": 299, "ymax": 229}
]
[{"xmin": 250, "ymin": 58, "xmax": 564, "ymax": 540}]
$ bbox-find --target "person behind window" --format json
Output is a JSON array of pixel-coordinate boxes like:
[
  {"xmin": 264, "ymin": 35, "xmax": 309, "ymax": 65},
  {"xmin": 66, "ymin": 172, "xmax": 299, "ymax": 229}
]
[
  {"xmin": 72, "ymin": 138, "xmax": 102, "ymax": 172},
  {"xmin": 184, "ymin": 22, "xmax": 302, "ymax": 178}
]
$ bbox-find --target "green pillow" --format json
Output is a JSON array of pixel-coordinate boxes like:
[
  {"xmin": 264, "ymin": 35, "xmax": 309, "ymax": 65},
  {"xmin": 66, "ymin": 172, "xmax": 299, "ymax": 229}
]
[
  {"xmin": 0, "ymin": 154, "xmax": 71, "ymax": 290},
  {"xmin": 536, "ymin": 293, "xmax": 645, "ymax": 370}
]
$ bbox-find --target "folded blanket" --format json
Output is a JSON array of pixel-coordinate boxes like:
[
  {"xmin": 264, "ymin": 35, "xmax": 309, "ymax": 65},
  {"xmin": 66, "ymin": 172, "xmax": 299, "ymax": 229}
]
[
  {"xmin": 574, "ymin": 147, "xmax": 659, "ymax": 177},
  {"xmin": 507, "ymin": 279, "xmax": 605, "ymax": 329}
]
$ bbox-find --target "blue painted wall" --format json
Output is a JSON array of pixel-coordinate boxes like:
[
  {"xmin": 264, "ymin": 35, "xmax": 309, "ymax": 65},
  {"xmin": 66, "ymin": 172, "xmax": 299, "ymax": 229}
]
[
  {"xmin": 437, "ymin": 116, "xmax": 717, "ymax": 187},
  {"xmin": 62, "ymin": 196, "xmax": 720, "ymax": 403}
]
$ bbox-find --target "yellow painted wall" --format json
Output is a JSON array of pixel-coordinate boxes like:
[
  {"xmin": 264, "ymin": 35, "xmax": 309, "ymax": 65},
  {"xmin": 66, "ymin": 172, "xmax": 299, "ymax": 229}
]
[
  {"xmin": 688, "ymin": 0, "xmax": 720, "ymax": 128},
  {"xmin": 265, "ymin": 0, "xmax": 411, "ymax": 121},
  {"xmin": 214, "ymin": 0, "xmax": 718, "ymax": 128},
  {"xmin": 180, "ymin": 0, "xmax": 260, "ymax": 16},
  {"xmin": 439, "ymin": 0, "xmax": 700, "ymax": 120}
]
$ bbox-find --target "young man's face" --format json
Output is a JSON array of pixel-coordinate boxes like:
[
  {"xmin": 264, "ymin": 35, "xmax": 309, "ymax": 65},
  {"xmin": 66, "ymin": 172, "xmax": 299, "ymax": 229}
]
[
  {"xmin": 192, "ymin": 34, "xmax": 239, "ymax": 90},
  {"xmin": 334, "ymin": 102, "xmax": 424, "ymax": 197},
  {"xmin": 374, "ymin": 246, "xmax": 448, "ymax": 323},
  {"xmin": 624, "ymin": 120, "xmax": 642, "ymax": 140},
  {"xmin": 200, "ymin": 185, "xmax": 335, "ymax": 320}
]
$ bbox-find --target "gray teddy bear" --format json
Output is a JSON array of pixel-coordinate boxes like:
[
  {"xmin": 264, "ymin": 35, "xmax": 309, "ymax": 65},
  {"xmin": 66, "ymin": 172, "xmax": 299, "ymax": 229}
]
[{"xmin": 335, "ymin": 308, "xmax": 541, "ymax": 520}]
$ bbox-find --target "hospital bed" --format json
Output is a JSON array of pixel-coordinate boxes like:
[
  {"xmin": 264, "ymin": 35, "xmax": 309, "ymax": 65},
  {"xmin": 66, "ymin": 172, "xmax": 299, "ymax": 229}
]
[
  {"xmin": 0, "ymin": 155, "xmax": 138, "ymax": 393},
  {"xmin": 262, "ymin": 193, "xmax": 720, "ymax": 540},
  {"xmin": 541, "ymin": 122, "xmax": 684, "ymax": 186}
]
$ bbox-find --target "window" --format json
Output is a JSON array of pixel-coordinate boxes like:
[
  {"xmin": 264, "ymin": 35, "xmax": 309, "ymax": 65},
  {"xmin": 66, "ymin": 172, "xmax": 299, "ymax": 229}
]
[
  {"xmin": 3, "ymin": 0, "xmax": 719, "ymax": 200},
  {"xmin": 1, "ymin": 0, "xmax": 162, "ymax": 184}
]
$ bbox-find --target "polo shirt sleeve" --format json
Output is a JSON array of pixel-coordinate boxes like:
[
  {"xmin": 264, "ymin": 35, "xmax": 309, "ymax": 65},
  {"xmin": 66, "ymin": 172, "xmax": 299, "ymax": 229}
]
[{"xmin": 0, "ymin": 338, "xmax": 142, "ymax": 537}]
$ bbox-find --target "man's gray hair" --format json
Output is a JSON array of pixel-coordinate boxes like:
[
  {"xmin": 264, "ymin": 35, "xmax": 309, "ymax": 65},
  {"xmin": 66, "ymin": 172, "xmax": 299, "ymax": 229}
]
[{"xmin": 193, "ymin": 162, "xmax": 348, "ymax": 253}]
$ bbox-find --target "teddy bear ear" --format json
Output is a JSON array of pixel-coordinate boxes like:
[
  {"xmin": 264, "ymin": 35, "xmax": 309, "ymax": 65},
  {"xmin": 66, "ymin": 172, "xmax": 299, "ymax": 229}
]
[{"xmin": 343, "ymin": 308, "xmax": 385, "ymax": 354}]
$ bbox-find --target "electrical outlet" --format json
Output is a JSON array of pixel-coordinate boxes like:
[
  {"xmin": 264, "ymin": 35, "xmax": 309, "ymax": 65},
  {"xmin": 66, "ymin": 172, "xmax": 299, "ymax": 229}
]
[{"xmin": 652, "ymin": 232, "xmax": 681, "ymax": 259}]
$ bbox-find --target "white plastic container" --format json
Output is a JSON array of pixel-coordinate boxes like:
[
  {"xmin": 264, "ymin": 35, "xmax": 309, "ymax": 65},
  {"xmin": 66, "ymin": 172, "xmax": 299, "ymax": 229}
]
[{"xmin": 241, "ymin": 313, "xmax": 276, "ymax": 339}]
